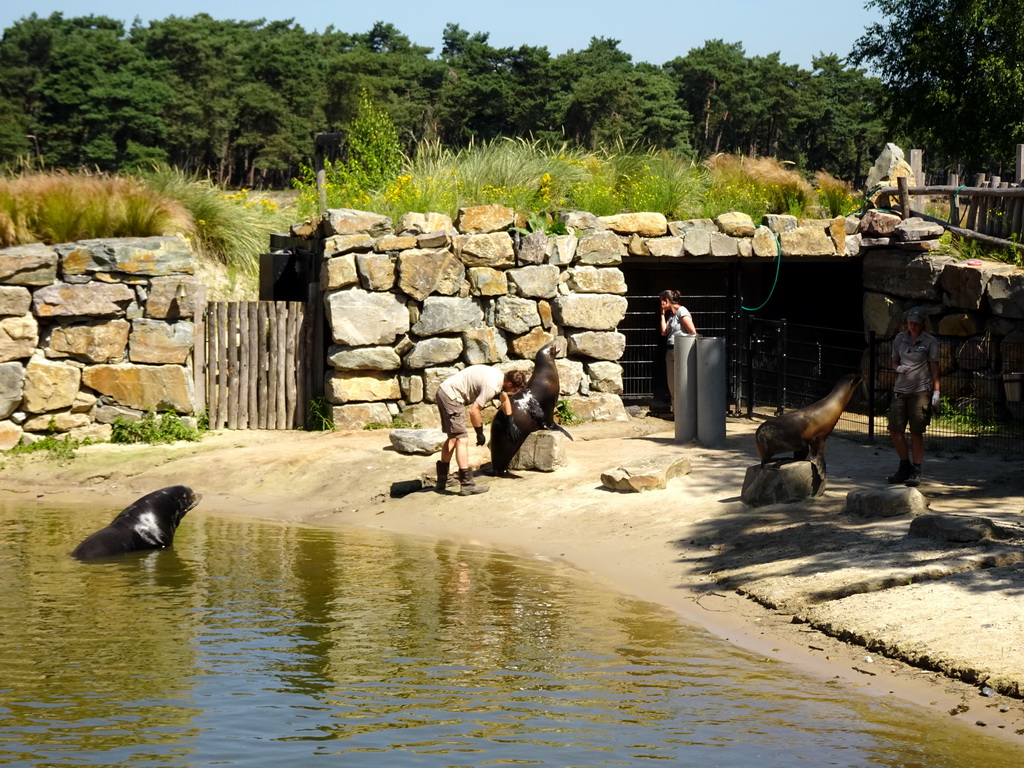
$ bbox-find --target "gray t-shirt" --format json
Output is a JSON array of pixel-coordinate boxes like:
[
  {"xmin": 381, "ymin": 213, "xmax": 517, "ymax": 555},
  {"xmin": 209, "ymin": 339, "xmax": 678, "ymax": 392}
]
[{"xmin": 891, "ymin": 331, "xmax": 939, "ymax": 394}]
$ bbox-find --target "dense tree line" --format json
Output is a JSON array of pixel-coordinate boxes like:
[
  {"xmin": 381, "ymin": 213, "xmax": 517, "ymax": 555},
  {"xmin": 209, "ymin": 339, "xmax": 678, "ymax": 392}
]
[{"xmin": 0, "ymin": 12, "xmax": 889, "ymax": 187}]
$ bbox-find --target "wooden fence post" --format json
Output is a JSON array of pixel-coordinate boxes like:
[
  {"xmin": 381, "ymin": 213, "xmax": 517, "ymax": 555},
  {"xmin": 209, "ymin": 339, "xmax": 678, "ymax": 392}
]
[{"xmin": 910, "ymin": 149, "xmax": 924, "ymax": 212}]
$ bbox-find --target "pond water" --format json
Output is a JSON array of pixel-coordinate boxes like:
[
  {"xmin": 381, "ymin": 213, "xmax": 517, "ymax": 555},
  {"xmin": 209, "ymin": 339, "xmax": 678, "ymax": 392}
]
[{"xmin": 1, "ymin": 501, "xmax": 1022, "ymax": 767}]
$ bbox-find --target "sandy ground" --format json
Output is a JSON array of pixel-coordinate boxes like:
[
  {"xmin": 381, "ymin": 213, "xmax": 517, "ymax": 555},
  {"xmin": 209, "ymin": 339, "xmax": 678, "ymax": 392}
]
[{"xmin": 3, "ymin": 414, "xmax": 1024, "ymax": 743}]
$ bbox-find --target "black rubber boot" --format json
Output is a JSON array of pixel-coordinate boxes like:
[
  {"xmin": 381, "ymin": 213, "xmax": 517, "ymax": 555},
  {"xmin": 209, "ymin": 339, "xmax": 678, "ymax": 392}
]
[
  {"xmin": 905, "ymin": 464, "xmax": 922, "ymax": 487},
  {"xmin": 887, "ymin": 459, "xmax": 913, "ymax": 484},
  {"xmin": 458, "ymin": 468, "xmax": 488, "ymax": 496},
  {"xmin": 435, "ymin": 461, "xmax": 450, "ymax": 493}
]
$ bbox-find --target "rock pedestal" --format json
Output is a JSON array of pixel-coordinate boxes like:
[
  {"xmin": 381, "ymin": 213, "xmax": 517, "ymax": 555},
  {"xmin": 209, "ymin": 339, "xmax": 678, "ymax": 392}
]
[
  {"xmin": 846, "ymin": 486, "xmax": 929, "ymax": 518},
  {"xmin": 600, "ymin": 454, "xmax": 692, "ymax": 492},
  {"xmin": 509, "ymin": 430, "xmax": 569, "ymax": 472},
  {"xmin": 741, "ymin": 459, "xmax": 824, "ymax": 506}
]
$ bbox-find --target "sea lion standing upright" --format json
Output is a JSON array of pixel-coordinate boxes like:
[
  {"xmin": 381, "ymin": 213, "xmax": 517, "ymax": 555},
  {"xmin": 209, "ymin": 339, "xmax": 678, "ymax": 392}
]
[
  {"xmin": 490, "ymin": 340, "xmax": 573, "ymax": 477},
  {"xmin": 755, "ymin": 373, "xmax": 863, "ymax": 476},
  {"xmin": 70, "ymin": 485, "xmax": 202, "ymax": 560}
]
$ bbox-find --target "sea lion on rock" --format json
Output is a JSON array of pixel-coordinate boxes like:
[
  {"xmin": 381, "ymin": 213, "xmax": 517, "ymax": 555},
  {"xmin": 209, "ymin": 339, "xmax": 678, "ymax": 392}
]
[
  {"xmin": 490, "ymin": 341, "xmax": 573, "ymax": 477},
  {"xmin": 71, "ymin": 485, "xmax": 201, "ymax": 560},
  {"xmin": 755, "ymin": 373, "xmax": 863, "ymax": 476}
]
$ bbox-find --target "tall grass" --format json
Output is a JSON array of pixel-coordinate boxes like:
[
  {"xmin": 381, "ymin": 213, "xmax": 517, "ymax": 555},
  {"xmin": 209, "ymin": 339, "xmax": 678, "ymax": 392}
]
[
  {"xmin": 0, "ymin": 166, "xmax": 290, "ymax": 278},
  {"xmin": 296, "ymin": 138, "xmax": 710, "ymax": 222},
  {"xmin": 813, "ymin": 170, "xmax": 859, "ymax": 217},
  {"xmin": 702, "ymin": 154, "xmax": 816, "ymax": 219},
  {"xmin": 138, "ymin": 164, "xmax": 290, "ymax": 277},
  {"xmin": 0, "ymin": 172, "xmax": 188, "ymax": 248}
]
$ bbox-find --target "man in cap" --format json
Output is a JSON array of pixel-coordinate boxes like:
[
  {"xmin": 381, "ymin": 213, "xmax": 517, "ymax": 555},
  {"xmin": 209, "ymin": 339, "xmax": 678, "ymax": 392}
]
[{"xmin": 887, "ymin": 307, "xmax": 940, "ymax": 486}]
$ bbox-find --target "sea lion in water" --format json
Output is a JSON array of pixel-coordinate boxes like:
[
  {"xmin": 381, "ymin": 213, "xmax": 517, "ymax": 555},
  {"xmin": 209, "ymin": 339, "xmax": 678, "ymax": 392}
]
[
  {"xmin": 490, "ymin": 341, "xmax": 574, "ymax": 477},
  {"xmin": 755, "ymin": 373, "xmax": 863, "ymax": 476},
  {"xmin": 70, "ymin": 485, "xmax": 201, "ymax": 560}
]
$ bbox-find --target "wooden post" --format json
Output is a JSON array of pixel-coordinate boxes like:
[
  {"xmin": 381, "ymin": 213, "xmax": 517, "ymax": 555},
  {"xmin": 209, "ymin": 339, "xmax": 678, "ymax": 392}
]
[
  {"xmin": 948, "ymin": 173, "xmax": 961, "ymax": 224},
  {"xmin": 192, "ymin": 286, "xmax": 207, "ymax": 418},
  {"xmin": 1017, "ymin": 144, "xmax": 1024, "ymax": 185},
  {"xmin": 909, "ymin": 149, "xmax": 924, "ymax": 212},
  {"xmin": 897, "ymin": 176, "xmax": 911, "ymax": 219}
]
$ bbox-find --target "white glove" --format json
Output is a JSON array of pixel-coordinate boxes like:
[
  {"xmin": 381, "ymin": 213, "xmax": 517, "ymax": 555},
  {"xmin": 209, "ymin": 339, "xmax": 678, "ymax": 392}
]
[
  {"xmin": 931, "ymin": 391, "xmax": 940, "ymax": 408},
  {"xmin": 895, "ymin": 365, "xmax": 908, "ymax": 374}
]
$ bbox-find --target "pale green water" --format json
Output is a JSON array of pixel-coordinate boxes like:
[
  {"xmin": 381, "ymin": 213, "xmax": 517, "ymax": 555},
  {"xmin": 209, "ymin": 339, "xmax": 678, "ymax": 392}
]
[{"xmin": 0, "ymin": 501, "xmax": 1021, "ymax": 767}]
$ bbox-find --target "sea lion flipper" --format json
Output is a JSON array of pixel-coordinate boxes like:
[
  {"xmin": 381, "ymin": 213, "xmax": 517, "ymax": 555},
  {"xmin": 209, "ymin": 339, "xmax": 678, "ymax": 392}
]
[{"xmin": 548, "ymin": 423, "xmax": 574, "ymax": 441}]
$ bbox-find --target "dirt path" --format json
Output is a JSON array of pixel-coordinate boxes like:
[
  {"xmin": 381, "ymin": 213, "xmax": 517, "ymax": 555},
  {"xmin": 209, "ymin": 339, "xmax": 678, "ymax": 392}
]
[{"xmin": 3, "ymin": 414, "xmax": 1024, "ymax": 742}]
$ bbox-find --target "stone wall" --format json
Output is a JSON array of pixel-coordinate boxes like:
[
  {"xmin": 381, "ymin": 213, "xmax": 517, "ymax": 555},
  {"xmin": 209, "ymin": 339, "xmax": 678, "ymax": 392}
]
[
  {"xmin": 0, "ymin": 237, "xmax": 202, "ymax": 450},
  {"xmin": 862, "ymin": 249, "xmax": 1024, "ymax": 399},
  {"xmin": 299, "ymin": 206, "xmax": 863, "ymax": 430}
]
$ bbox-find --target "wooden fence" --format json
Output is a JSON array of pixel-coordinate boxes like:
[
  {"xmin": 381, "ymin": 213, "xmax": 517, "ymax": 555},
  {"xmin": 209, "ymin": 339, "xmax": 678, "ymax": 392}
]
[{"xmin": 194, "ymin": 299, "xmax": 323, "ymax": 430}]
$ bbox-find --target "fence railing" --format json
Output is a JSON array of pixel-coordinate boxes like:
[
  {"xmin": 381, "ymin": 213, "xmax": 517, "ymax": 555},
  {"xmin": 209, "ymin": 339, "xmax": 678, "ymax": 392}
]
[{"xmin": 740, "ymin": 319, "xmax": 1024, "ymax": 454}]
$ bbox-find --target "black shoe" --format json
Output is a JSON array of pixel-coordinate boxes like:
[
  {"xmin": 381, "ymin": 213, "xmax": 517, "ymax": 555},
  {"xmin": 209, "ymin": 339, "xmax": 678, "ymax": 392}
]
[
  {"xmin": 887, "ymin": 460, "xmax": 913, "ymax": 484},
  {"xmin": 905, "ymin": 466, "xmax": 922, "ymax": 487}
]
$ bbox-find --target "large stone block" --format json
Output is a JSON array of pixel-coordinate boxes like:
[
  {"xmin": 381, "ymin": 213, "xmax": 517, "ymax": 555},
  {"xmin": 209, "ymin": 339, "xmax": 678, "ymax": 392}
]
[
  {"xmin": 49, "ymin": 319, "xmax": 129, "ymax": 363},
  {"xmin": 862, "ymin": 250, "xmax": 954, "ymax": 300},
  {"xmin": 598, "ymin": 212, "xmax": 668, "ymax": 237},
  {"xmin": 128, "ymin": 319, "xmax": 195, "ymax": 364},
  {"xmin": 58, "ymin": 236, "xmax": 194, "ymax": 277},
  {"xmin": 509, "ymin": 430, "xmax": 570, "ymax": 472},
  {"xmin": 453, "ymin": 233, "xmax": 515, "ymax": 267},
  {"xmin": 551, "ymin": 294, "xmax": 627, "ymax": 331},
  {"xmin": 327, "ymin": 345, "xmax": 402, "ymax": 371},
  {"xmin": 146, "ymin": 276, "xmax": 203, "ymax": 319},
  {"xmin": 454, "ymin": 204, "xmax": 514, "ymax": 234},
  {"xmin": 0, "ymin": 286, "xmax": 32, "ymax": 316},
  {"xmin": 325, "ymin": 288, "xmax": 410, "ymax": 345},
  {"xmin": 846, "ymin": 487, "xmax": 929, "ymax": 517},
  {"xmin": 403, "ymin": 337, "xmax": 463, "ymax": 369},
  {"xmin": 23, "ymin": 357, "xmax": 82, "ymax": 413},
  {"xmin": 0, "ymin": 314, "xmax": 39, "ymax": 362},
  {"xmin": 82, "ymin": 363, "xmax": 195, "ymax": 413},
  {"xmin": 506, "ymin": 264, "xmax": 560, "ymax": 299},
  {"xmin": 325, "ymin": 371, "xmax": 401, "ymax": 403},
  {"xmin": 741, "ymin": 460, "xmax": 824, "ymax": 506},
  {"xmin": 0, "ymin": 361, "xmax": 25, "ymax": 419},
  {"xmin": 567, "ymin": 331, "xmax": 626, "ymax": 360},
  {"xmin": 331, "ymin": 402, "xmax": 393, "ymax": 430},
  {"xmin": 940, "ymin": 261, "xmax": 1016, "ymax": 311},
  {"xmin": 412, "ymin": 296, "xmax": 485, "ymax": 336},
  {"xmin": 494, "ymin": 296, "xmax": 541, "ymax": 334},
  {"xmin": 600, "ymin": 454, "xmax": 692, "ymax": 492},
  {"xmin": 0, "ymin": 243, "xmax": 59, "ymax": 285},
  {"xmin": 321, "ymin": 209, "xmax": 393, "ymax": 237},
  {"xmin": 396, "ymin": 249, "xmax": 464, "ymax": 300},
  {"xmin": 32, "ymin": 282, "xmax": 135, "ymax": 318},
  {"xmin": 576, "ymin": 231, "xmax": 624, "ymax": 265},
  {"xmin": 564, "ymin": 392, "xmax": 628, "ymax": 422},
  {"xmin": 565, "ymin": 266, "xmax": 626, "ymax": 294}
]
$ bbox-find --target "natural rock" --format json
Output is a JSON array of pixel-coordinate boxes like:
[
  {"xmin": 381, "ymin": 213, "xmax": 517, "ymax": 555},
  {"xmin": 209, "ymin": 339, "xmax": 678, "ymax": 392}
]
[
  {"xmin": 564, "ymin": 392, "xmax": 628, "ymax": 422},
  {"xmin": 551, "ymin": 294, "xmax": 628, "ymax": 331},
  {"xmin": 455, "ymin": 204, "xmax": 514, "ymax": 234},
  {"xmin": 82, "ymin": 363, "xmax": 195, "ymax": 413},
  {"xmin": 453, "ymin": 233, "xmax": 515, "ymax": 268},
  {"xmin": 356, "ymin": 252, "xmax": 397, "ymax": 292},
  {"xmin": 862, "ymin": 251, "xmax": 954, "ymax": 301},
  {"xmin": 894, "ymin": 217, "xmax": 945, "ymax": 242},
  {"xmin": 546, "ymin": 234, "xmax": 579, "ymax": 266},
  {"xmin": 715, "ymin": 211, "xmax": 756, "ymax": 237},
  {"xmin": 908, "ymin": 514, "xmax": 1013, "ymax": 543},
  {"xmin": 566, "ymin": 266, "xmax": 626, "ymax": 294},
  {"xmin": 0, "ymin": 419, "xmax": 22, "ymax": 450},
  {"xmin": 940, "ymin": 261, "xmax": 1016, "ymax": 311},
  {"xmin": 0, "ymin": 243, "xmax": 58, "ymax": 285},
  {"xmin": 325, "ymin": 289, "xmax": 410, "ymax": 346},
  {"xmin": 327, "ymin": 345, "xmax": 402, "ymax": 371},
  {"xmin": 511, "ymin": 327, "xmax": 556, "ymax": 359},
  {"xmin": 321, "ymin": 209, "xmax": 392, "ymax": 238},
  {"xmin": 57, "ymin": 236, "xmax": 194, "ymax": 277},
  {"xmin": 388, "ymin": 428, "xmax": 448, "ymax": 455},
  {"xmin": 600, "ymin": 454, "xmax": 692, "ymax": 492},
  {"xmin": 325, "ymin": 371, "xmax": 401, "ymax": 403},
  {"xmin": 49, "ymin": 319, "xmax": 130, "ymax": 363},
  {"xmin": 741, "ymin": 460, "xmax": 825, "ymax": 506},
  {"xmin": 323, "ymin": 234, "xmax": 374, "ymax": 255},
  {"xmin": 859, "ymin": 209, "xmax": 903, "ymax": 237},
  {"xmin": 412, "ymin": 296, "xmax": 485, "ymax": 336},
  {"xmin": 865, "ymin": 142, "xmax": 916, "ymax": 191},
  {"xmin": 375, "ymin": 234, "xmax": 418, "ymax": 252},
  {"xmin": 567, "ymin": 331, "xmax": 626, "ymax": 360},
  {"xmin": 0, "ymin": 286, "xmax": 32, "ymax": 316},
  {"xmin": 645, "ymin": 237, "xmax": 683, "ymax": 258},
  {"xmin": 128, "ymin": 319, "xmax": 194, "ymax": 364},
  {"xmin": 752, "ymin": 226, "xmax": 780, "ymax": 257},
  {"xmin": 396, "ymin": 249, "xmax": 464, "ymax": 300},
  {"xmin": 22, "ymin": 357, "xmax": 82, "ymax": 413},
  {"xmin": 494, "ymin": 296, "xmax": 541, "ymax": 334},
  {"xmin": 331, "ymin": 402, "xmax": 392, "ymax": 430},
  {"xmin": 398, "ymin": 212, "xmax": 453, "ymax": 236},
  {"xmin": 321, "ymin": 254, "xmax": 359, "ymax": 291},
  {"xmin": 554, "ymin": 357, "xmax": 585, "ymax": 395},
  {"xmin": 598, "ymin": 212, "xmax": 668, "ymax": 237},
  {"xmin": 516, "ymin": 231, "xmax": 548, "ymax": 265},
  {"xmin": 846, "ymin": 487, "xmax": 929, "ymax": 518},
  {"xmin": 32, "ymin": 282, "xmax": 135, "ymax": 318},
  {"xmin": 146, "ymin": 276, "xmax": 203, "ymax": 319},
  {"xmin": 404, "ymin": 337, "xmax": 463, "ymax": 369},
  {"xmin": 508, "ymin": 430, "xmax": 569, "ymax": 472},
  {"xmin": 466, "ymin": 267, "xmax": 508, "ymax": 296},
  {"xmin": 779, "ymin": 227, "xmax": 835, "ymax": 257},
  {"xmin": 0, "ymin": 361, "xmax": 25, "ymax": 419},
  {"xmin": 683, "ymin": 229, "xmax": 711, "ymax": 256},
  {"xmin": 576, "ymin": 231, "xmax": 625, "ymax": 265},
  {"xmin": 986, "ymin": 269, "xmax": 1024, "ymax": 319},
  {"xmin": 462, "ymin": 328, "xmax": 507, "ymax": 364},
  {"xmin": 0, "ymin": 315, "xmax": 39, "ymax": 362},
  {"xmin": 586, "ymin": 361, "xmax": 623, "ymax": 393},
  {"xmin": 507, "ymin": 264, "xmax": 560, "ymax": 298},
  {"xmin": 762, "ymin": 214, "xmax": 799, "ymax": 234}
]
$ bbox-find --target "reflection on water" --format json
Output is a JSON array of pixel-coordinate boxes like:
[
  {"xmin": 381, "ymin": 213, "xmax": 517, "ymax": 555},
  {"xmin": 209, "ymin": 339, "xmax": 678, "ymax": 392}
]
[{"xmin": 0, "ymin": 501, "xmax": 1021, "ymax": 767}]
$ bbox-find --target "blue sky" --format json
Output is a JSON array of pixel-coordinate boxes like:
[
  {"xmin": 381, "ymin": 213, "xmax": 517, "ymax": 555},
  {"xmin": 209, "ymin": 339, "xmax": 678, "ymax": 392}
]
[{"xmin": 1, "ymin": 0, "xmax": 881, "ymax": 71}]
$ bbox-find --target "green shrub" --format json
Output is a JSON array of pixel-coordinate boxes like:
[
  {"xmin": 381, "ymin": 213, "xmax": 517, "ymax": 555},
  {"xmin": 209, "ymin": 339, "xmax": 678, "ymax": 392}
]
[
  {"xmin": 4, "ymin": 433, "xmax": 90, "ymax": 464},
  {"xmin": 110, "ymin": 412, "xmax": 204, "ymax": 444}
]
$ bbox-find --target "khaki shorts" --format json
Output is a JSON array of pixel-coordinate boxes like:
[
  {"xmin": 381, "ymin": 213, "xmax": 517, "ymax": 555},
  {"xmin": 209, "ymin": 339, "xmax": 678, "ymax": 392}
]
[
  {"xmin": 436, "ymin": 388, "xmax": 468, "ymax": 438},
  {"xmin": 888, "ymin": 390, "xmax": 931, "ymax": 434}
]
